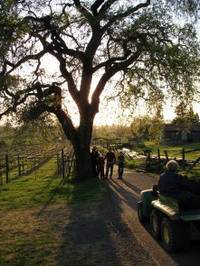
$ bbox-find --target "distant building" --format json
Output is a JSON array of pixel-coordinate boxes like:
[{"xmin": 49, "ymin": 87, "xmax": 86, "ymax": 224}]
[{"xmin": 164, "ymin": 124, "xmax": 200, "ymax": 143}]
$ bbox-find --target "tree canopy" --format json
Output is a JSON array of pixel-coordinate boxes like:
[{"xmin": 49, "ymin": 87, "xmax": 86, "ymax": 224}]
[
  {"xmin": 172, "ymin": 102, "xmax": 200, "ymax": 125},
  {"xmin": 131, "ymin": 111, "xmax": 164, "ymax": 145},
  {"xmin": 0, "ymin": 0, "xmax": 200, "ymax": 180}
]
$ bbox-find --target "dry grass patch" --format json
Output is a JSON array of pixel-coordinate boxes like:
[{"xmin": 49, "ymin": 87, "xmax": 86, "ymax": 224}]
[
  {"xmin": 0, "ymin": 204, "xmax": 72, "ymax": 265},
  {"xmin": 0, "ymin": 199, "xmax": 154, "ymax": 266}
]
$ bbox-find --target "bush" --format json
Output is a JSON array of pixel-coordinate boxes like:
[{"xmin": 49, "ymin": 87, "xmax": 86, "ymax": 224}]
[{"xmin": 146, "ymin": 161, "xmax": 165, "ymax": 175}]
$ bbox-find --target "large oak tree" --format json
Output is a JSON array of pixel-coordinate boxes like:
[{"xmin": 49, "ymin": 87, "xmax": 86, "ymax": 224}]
[{"xmin": 0, "ymin": 0, "xmax": 200, "ymax": 181}]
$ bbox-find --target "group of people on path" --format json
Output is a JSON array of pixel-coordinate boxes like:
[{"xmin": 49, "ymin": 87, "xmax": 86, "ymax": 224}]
[
  {"xmin": 91, "ymin": 146, "xmax": 125, "ymax": 179},
  {"xmin": 91, "ymin": 146, "xmax": 200, "ymax": 210}
]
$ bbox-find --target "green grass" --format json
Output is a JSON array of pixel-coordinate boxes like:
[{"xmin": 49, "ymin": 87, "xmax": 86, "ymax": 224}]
[
  {"xmin": 125, "ymin": 157, "xmax": 144, "ymax": 170},
  {"xmin": 141, "ymin": 142, "xmax": 200, "ymax": 179},
  {"xmin": 0, "ymin": 157, "xmax": 106, "ymax": 212},
  {"xmin": 0, "ymin": 157, "xmax": 108, "ymax": 266},
  {"xmin": 126, "ymin": 141, "xmax": 200, "ymax": 166},
  {"xmin": 144, "ymin": 141, "xmax": 200, "ymax": 160}
]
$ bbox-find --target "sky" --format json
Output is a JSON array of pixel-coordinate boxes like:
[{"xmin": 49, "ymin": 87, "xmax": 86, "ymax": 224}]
[{"xmin": 93, "ymin": 98, "xmax": 200, "ymax": 126}]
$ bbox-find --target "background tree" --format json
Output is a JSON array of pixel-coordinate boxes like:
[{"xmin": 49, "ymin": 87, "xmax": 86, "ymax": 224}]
[
  {"xmin": 12, "ymin": 119, "xmax": 64, "ymax": 152},
  {"xmin": 131, "ymin": 115, "xmax": 151, "ymax": 144},
  {"xmin": 0, "ymin": 0, "xmax": 200, "ymax": 181},
  {"xmin": 130, "ymin": 111, "xmax": 164, "ymax": 145},
  {"xmin": 172, "ymin": 102, "xmax": 200, "ymax": 125},
  {"xmin": 92, "ymin": 124, "xmax": 132, "ymax": 147},
  {"xmin": 148, "ymin": 111, "xmax": 164, "ymax": 145}
]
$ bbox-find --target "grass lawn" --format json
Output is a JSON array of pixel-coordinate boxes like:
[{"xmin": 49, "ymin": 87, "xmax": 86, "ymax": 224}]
[
  {"xmin": 138, "ymin": 142, "xmax": 200, "ymax": 178},
  {"xmin": 0, "ymin": 157, "xmax": 107, "ymax": 266},
  {"xmin": 144, "ymin": 141, "xmax": 200, "ymax": 161}
]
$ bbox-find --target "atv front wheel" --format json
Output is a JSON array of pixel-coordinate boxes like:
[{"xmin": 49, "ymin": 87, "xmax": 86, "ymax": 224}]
[
  {"xmin": 137, "ymin": 201, "xmax": 149, "ymax": 223},
  {"xmin": 150, "ymin": 209, "xmax": 163, "ymax": 239}
]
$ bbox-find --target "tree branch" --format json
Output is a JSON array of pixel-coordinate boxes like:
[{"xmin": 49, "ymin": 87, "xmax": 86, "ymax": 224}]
[
  {"xmin": 102, "ymin": 0, "xmax": 151, "ymax": 31},
  {"xmin": 73, "ymin": 0, "xmax": 93, "ymax": 20}
]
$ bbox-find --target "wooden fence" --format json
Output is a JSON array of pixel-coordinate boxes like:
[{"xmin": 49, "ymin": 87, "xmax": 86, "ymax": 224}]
[
  {"xmin": 0, "ymin": 146, "xmax": 75, "ymax": 185},
  {"xmin": 146, "ymin": 148, "xmax": 200, "ymax": 171},
  {"xmin": 56, "ymin": 148, "xmax": 75, "ymax": 179}
]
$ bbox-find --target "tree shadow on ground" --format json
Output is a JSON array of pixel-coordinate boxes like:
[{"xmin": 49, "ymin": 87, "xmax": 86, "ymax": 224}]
[
  {"xmin": 55, "ymin": 178, "xmax": 154, "ymax": 266},
  {"xmin": 55, "ymin": 186, "xmax": 127, "ymax": 266}
]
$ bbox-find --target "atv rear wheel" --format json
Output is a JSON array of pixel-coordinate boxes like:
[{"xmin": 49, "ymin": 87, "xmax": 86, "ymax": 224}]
[{"xmin": 161, "ymin": 217, "xmax": 190, "ymax": 252}]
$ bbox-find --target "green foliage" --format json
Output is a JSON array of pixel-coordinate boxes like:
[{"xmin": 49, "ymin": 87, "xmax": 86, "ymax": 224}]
[
  {"xmin": 119, "ymin": 5, "xmax": 200, "ymax": 114},
  {"xmin": 146, "ymin": 161, "xmax": 166, "ymax": 175},
  {"xmin": 130, "ymin": 113, "xmax": 164, "ymax": 145},
  {"xmin": 125, "ymin": 157, "xmax": 144, "ymax": 170},
  {"xmin": 0, "ymin": 121, "xmax": 65, "ymax": 157},
  {"xmin": 92, "ymin": 125, "xmax": 132, "ymax": 145},
  {"xmin": 0, "ymin": 0, "xmax": 30, "ymax": 61},
  {"xmin": 172, "ymin": 102, "xmax": 200, "ymax": 125}
]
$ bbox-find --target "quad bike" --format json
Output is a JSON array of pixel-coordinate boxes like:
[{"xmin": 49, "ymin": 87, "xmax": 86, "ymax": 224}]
[{"xmin": 137, "ymin": 180, "xmax": 200, "ymax": 252}]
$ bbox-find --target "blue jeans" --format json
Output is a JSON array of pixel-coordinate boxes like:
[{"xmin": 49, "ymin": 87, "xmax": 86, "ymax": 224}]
[
  {"xmin": 118, "ymin": 162, "xmax": 124, "ymax": 178},
  {"xmin": 106, "ymin": 162, "xmax": 114, "ymax": 178}
]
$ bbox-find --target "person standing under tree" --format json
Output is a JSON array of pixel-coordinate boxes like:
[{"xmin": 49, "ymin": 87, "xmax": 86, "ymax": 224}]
[
  {"xmin": 104, "ymin": 147, "xmax": 116, "ymax": 179},
  {"xmin": 117, "ymin": 151, "xmax": 125, "ymax": 179},
  {"xmin": 91, "ymin": 146, "xmax": 99, "ymax": 177},
  {"xmin": 98, "ymin": 153, "xmax": 105, "ymax": 178}
]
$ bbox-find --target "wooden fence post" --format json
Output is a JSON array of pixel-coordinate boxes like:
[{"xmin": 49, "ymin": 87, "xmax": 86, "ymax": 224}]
[
  {"xmin": 158, "ymin": 149, "xmax": 160, "ymax": 162},
  {"xmin": 164, "ymin": 150, "xmax": 168, "ymax": 161},
  {"xmin": 62, "ymin": 148, "xmax": 65, "ymax": 179},
  {"xmin": 56, "ymin": 152, "xmax": 60, "ymax": 175},
  {"xmin": 182, "ymin": 148, "xmax": 185, "ymax": 170},
  {"xmin": 5, "ymin": 154, "xmax": 9, "ymax": 183},
  {"xmin": 17, "ymin": 154, "xmax": 21, "ymax": 176}
]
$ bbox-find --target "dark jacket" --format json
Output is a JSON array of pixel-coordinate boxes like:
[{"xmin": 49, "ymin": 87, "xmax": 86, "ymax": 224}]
[
  {"xmin": 104, "ymin": 151, "xmax": 116, "ymax": 163},
  {"xmin": 91, "ymin": 150, "xmax": 99, "ymax": 164},
  {"xmin": 158, "ymin": 170, "xmax": 191, "ymax": 202}
]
